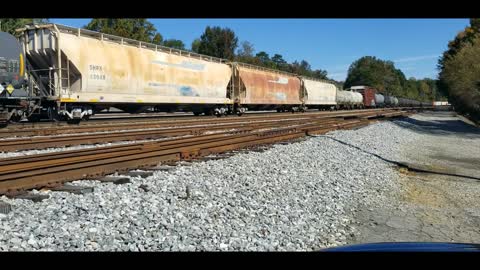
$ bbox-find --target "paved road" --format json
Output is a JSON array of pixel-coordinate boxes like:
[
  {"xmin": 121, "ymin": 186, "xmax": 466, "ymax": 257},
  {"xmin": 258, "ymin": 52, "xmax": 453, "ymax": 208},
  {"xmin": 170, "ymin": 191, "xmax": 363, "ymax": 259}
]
[{"xmin": 349, "ymin": 111, "xmax": 480, "ymax": 244}]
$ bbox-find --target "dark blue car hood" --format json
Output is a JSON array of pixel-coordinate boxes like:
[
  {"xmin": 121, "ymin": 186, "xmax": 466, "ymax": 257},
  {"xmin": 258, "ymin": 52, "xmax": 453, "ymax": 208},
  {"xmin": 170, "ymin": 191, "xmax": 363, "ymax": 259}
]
[{"xmin": 323, "ymin": 242, "xmax": 480, "ymax": 252}]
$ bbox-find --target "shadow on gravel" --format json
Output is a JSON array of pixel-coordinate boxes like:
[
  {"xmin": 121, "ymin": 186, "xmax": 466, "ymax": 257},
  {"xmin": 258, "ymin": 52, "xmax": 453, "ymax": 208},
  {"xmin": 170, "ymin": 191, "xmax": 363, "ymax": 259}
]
[
  {"xmin": 308, "ymin": 135, "xmax": 480, "ymax": 182},
  {"xmin": 390, "ymin": 112, "xmax": 480, "ymax": 139}
]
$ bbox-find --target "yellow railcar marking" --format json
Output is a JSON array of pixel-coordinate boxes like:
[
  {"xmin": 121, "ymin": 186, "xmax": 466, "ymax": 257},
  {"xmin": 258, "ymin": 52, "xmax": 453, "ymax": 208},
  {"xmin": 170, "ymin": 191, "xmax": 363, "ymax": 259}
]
[
  {"xmin": 60, "ymin": 98, "xmax": 77, "ymax": 102},
  {"xmin": 6, "ymin": 84, "xmax": 14, "ymax": 94},
  {"xmin": 136, "ymin": 100, "xmax": 143, "ymax": 103},
  {"xmin": 89, "ymin": 99, "xmax": 99, "ymax": 102},
  {"xmin": 19, "ymin": 54, "xmax": 24, "ymax": 77}
]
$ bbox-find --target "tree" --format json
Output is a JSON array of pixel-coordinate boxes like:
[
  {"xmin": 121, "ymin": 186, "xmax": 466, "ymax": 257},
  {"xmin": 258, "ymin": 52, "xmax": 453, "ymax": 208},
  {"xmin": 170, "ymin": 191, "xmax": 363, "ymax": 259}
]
[
  {"xmin": 191, "ymin": 38, "xmax": 201, "ymax": 53},
  {"xmin": 0, "ymin": 18, "xmax": 49, "ymax": 35},
  {"xmin": 255, "ymin": 51, "xmax": 271, "ymax": 67},
  {"xmin": 162, "ymin": 39, "xmax": 185, "ymax": 50},
  {"xmin": 344, "ymin": 56, "xmax": 406, "ymax": 96},
  {"xmin": 194, "ymin": 26, "xmax": 238, "ymax": 60},
  {"xmin": 84, "ymin": 19, "xmax": 158, "ymax": 43},
  {"xmin": 440, "ymin": 34, "xmax": 480, "ymax": 119},
  {"xmin": 311, "ymin": 69, "xmax": 329, "ymax": 80},
  {"xmin": 152, "ymin": 33, "xmax": 163, "ymax": 45},
  {"xmin": 438, "ymin": 18, "xmax": 480, "ymax": 119},
  {"xmin": 237, "ymin": 41, "xmax": 255, "ymax": 57}
]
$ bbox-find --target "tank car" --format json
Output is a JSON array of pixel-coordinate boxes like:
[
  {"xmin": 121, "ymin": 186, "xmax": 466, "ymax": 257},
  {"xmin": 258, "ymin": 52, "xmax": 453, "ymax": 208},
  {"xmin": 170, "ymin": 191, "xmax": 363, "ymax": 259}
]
[
  {"xmin": 336, "ymin": 90, "xmax": 363, "ymax": 109},
  {"xmin": 375, "ymin": 94, "xmax": 385, "ymax": 107},
  {"xmin": 384, "ymin": 95, "xmax": 399, "ymax": 107}
]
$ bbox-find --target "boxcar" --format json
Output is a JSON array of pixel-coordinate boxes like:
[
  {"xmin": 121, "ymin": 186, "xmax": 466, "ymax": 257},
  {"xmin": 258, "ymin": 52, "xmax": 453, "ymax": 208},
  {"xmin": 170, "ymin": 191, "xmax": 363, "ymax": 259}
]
[{"xmin": 350, "ymin": 86, "xmax": 376, "ymax": 108}]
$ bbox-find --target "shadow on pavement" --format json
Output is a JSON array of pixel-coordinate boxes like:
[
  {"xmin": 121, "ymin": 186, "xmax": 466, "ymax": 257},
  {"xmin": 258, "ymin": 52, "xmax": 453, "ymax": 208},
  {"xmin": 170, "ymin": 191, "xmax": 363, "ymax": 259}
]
[{"xmin": 391, "ymin": 111, "xmax": 480, "ymax": 139}]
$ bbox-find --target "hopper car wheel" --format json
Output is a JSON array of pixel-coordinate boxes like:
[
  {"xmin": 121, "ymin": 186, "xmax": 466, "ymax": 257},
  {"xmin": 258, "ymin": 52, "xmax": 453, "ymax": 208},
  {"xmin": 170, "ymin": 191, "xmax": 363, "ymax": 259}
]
[
  {"xmin": 67, "ymin": 119, "xmax": 81, "ymax": 125},
  {"xmin": 27, "ymin": 115, "xmax": 41, "ymax": 122},
  {"xmin": 193, "ymin": 112, "xmax": 201, "ymax": 116},
  {"xmin": 9, "ymin": 114, "xmax": 22, "ymax": 123}
]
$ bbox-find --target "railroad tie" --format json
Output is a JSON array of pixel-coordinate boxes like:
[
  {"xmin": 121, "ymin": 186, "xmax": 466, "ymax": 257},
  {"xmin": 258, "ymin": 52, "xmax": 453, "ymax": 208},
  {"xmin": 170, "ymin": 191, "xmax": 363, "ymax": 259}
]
[
  {"xmin": 50, "ymin": 184, "xmax": 94, "ymax": 195},
  {"xmin": 97, "ymin": 177, "xmax": 131, "ymax": 185},
  {"xmin": 125, "ymin": 171, "xmax": 154, "ymax": 178},
  {"xmin": 148, "ymin": 165, "xmax": 176, "ymax": 171},
  {"xmin": 13, "ymin": 193, "xmax": 50, "ymax": 202}
]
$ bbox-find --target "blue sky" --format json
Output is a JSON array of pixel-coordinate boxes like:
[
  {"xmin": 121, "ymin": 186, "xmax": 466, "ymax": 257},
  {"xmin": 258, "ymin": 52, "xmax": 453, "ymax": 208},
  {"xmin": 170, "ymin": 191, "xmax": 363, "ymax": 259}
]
[{"xmin": 51, "ymin": 18, "xmax": 469, "ymax": 81}]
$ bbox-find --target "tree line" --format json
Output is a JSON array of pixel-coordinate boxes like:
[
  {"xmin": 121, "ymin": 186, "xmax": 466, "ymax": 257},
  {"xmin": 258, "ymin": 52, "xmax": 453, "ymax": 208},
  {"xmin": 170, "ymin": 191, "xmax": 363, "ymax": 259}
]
[
  {"xmin": 343, "ymin": 56, "xmax": 440, "ymax": 101},
  {"xmin": 438, "ymin": 18, "xmax": 480, "ymax": 120}
]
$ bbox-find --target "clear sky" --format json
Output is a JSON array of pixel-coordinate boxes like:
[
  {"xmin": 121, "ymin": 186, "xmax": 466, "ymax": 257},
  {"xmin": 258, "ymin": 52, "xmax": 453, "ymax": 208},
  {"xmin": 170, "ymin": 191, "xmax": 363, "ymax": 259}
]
[{"xmin": 50, "ymin": 18, "xmax": 469, "ymax": 81}]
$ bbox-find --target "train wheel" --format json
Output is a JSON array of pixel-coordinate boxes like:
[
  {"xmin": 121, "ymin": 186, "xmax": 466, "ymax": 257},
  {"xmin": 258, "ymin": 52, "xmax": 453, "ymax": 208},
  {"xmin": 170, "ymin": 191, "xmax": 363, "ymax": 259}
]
[
  {"xmin": 27, "ymin": 114, "xmax": 41, "ymax": 122},
  {"xmin": 9, "ymin": 111, "xmax": 23, "ymax": 123},
  {"xmin": 67, "ymin": 119, "xmax": 81, "ymax": 125}
]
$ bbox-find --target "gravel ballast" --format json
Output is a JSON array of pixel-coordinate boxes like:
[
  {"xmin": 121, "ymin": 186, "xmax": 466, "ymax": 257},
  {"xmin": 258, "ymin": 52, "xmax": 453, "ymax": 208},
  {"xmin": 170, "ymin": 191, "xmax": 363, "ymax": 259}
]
[{"xmin": 0, "ymin": 119, "xmax": 416, "ymax": 251}]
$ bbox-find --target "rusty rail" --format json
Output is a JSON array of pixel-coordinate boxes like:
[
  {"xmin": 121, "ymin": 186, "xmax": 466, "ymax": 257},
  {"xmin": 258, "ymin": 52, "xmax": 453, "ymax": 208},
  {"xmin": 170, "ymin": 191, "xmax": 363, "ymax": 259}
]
[
  {"xmin": 0, "ymin": 107, "xmax": 428, "ymax": 138},
  {"xmin": 0, "ymin": 109, "xmax": 404, "ymax": 152},
  {"xmin": 0, "ymin": 109, "xmax": 412, "ymax": 195}
]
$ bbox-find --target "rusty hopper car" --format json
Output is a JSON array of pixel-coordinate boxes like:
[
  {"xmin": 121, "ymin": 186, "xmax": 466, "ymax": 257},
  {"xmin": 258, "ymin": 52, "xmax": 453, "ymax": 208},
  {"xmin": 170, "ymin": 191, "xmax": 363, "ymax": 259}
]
[
  {"xmin": 350, "ymin": 85, "xmax": 376, "ymax": 108},
  {"xmin": 231, "ymin": 63, "xmax": 302, "ymax": 113},
  {"xmin": 302, "ymin": 77, "xmax": 337, "ymax": 110},
  {"xmin": 16, "ymin": 24, "xmax": 234, "ymax": 121}
]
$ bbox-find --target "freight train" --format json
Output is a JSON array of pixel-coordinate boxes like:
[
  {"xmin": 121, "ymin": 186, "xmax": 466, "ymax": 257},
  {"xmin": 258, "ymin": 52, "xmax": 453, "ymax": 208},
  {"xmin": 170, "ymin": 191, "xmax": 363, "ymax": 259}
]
[{"xmin": 0, "ymin": 23, "xmax": 430, "ymax": 126}]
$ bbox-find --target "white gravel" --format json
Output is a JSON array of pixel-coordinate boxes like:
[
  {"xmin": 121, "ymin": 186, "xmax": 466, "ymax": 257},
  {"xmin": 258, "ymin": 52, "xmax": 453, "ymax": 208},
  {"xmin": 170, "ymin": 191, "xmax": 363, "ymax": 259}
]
[{"xmin": 0, "ymin": 120, "xmax": 411, "ymax": 251}]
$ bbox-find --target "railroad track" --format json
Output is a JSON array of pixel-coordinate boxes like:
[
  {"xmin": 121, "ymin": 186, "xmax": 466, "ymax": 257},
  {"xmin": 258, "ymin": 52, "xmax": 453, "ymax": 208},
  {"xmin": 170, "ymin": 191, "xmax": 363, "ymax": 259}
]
[
  {"xmin": 0, "ymin": 107, "xmax": 427, "ymax": 138},
  {"xmin": 0, "ymin": 109, "xmax": 412, "ymax": 195},
  {"xmin": 0, "ymin": 107, "xmax": 417, "ymax": 139},
  {"xmin": 0, "ymin": 109, "xmax": 407, "ymax": 151}
]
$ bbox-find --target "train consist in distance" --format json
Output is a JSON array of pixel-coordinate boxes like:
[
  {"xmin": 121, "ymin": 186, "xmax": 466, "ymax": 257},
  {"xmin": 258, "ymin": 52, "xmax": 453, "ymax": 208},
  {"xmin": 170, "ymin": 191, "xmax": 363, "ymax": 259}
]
[{"xmin": 0, "ymin": 24, "xmax": 430, "ymax": 126}]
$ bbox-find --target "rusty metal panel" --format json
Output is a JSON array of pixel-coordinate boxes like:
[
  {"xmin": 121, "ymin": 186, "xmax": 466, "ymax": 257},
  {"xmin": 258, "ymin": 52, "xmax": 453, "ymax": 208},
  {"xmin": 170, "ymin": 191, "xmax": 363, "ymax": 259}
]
[
  {"xmin": 303, "ymin": 78, "xmax": 337, "ymax": 105},
  {"xmin": 58, "ymin": 32, "xmax": 232, "ymax": 104},
  {"xmin": 237, "ymin": 66, "xmax": 301, "ymax": 105}
]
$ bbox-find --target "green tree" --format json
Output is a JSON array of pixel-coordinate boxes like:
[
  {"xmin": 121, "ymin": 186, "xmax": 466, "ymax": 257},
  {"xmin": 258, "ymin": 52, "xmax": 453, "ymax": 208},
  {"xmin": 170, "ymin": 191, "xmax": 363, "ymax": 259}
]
[
  {"xmin": 195, "ymin": 26, "xmax": 238, "ymax": 60},
  {"xmin": 0, "ymin": 18, "xmax": 49, "ymax": 35},
  {"xmin": 311, "ymin": 69, "xmax": 329, "ymax": 80},
  {"xmin": 255, "ymin": 51, "xmax": 272, "ymax": 67},
  {"xmin": 162, "ymin": 39, "xmax": 185, "ymax": 50},
  {"xmin": 191, "ymin": 38, "xmax": 201, "ymax": 53},
  {"xmin": 84, "ymin": 19, "xmax": 158, "ymax": 43},
  {"xmin": 440, "ymin": 34, "xmax": 480, "ymax": 119},
  {"xmin": 344, "ymin": 56, "xmax": 406, "ymax": 96},
  {"xmin": 438, "ymin": 18, "xmax": 480, "ymax": 119},
  {"xmin": 152, "ymin": 33, "xmax": 163, "ymax": 45}
]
